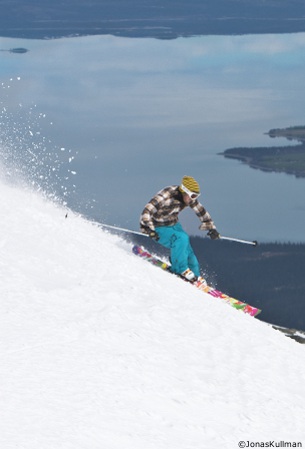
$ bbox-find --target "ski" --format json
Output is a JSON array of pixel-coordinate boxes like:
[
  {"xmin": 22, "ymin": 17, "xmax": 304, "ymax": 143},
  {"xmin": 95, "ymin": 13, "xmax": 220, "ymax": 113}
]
[{"xmin": 132, "ymin": 245, "xmax": 261, "ymax": 317}]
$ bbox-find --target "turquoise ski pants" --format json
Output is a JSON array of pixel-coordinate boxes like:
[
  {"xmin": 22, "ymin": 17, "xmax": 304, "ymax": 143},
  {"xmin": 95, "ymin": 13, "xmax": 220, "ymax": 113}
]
[{"xmin": 155, "ymin": 223, "xmax": 200, "ymax": 276}]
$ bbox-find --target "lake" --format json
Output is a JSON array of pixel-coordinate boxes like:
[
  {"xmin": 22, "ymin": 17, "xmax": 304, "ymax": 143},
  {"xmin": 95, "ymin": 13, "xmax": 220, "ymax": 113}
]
[{"xmin": 1, "ymin": 33, "xmax": 305, "ymax": 243}]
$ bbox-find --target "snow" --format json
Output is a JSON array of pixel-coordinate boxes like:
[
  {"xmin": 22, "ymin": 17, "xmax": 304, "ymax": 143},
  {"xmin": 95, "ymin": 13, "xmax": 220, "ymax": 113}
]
[{"xmin": 0, "ymin": 175, "xmax": 305, "ymax": 449}]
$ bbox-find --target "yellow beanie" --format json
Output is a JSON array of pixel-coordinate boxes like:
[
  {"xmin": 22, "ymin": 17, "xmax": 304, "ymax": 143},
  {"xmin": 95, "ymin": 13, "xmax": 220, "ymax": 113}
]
[{"xmin": 180, "ymin": 175, "xmax": 200, "ymax": 194}]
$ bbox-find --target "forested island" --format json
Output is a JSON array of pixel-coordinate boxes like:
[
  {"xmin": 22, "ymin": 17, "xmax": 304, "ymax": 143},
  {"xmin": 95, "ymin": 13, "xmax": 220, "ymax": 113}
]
[{"xmin": 221, "ymin": 126, "xmax": 305, "ymax": 178}]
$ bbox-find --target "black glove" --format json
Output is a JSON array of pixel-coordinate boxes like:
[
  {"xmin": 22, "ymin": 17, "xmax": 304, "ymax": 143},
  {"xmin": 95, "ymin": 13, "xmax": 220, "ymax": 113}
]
[
  {"xmin": 207, "ymin": 229, "xmax": 220, "ymax": 240},
  {"xmin": 149, "ymin": 230, "xmax": 160, "ymax": 241}
]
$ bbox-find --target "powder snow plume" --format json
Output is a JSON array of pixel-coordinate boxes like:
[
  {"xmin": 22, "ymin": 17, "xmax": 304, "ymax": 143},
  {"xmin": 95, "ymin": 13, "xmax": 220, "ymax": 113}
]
[{"xmin": 0, "ymin": 77, "xmax": 77, "ymax": 207}]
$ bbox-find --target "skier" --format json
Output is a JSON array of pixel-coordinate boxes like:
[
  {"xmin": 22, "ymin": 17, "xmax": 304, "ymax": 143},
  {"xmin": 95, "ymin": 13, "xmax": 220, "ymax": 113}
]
[{"xmin": 140, "ymin": 175, "xmax": 220, "ymax": 283}]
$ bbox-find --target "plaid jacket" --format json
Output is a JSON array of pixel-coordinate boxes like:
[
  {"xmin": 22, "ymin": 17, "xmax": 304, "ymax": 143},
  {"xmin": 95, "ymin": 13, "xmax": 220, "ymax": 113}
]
[{"xmin": 140, "ymin": 185, "xmax": 216, "ymax": 233}]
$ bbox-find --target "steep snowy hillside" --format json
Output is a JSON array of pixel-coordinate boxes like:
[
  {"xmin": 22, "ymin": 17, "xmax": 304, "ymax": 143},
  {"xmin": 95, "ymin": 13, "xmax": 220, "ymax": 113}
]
[{"xmin": 0, "ymin": 176, "xmax": 305, "ymax": 449}]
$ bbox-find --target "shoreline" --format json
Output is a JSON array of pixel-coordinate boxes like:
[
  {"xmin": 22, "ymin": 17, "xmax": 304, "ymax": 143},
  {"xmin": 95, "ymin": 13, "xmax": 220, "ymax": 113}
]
[{"xmin": 220, "ymin": 126, "xmax": 305, "ymax": 178}]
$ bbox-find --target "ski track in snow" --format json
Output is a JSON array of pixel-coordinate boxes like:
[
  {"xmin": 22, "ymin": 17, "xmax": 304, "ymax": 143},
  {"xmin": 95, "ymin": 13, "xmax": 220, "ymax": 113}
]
[{"xmin": 0, "ymin": 177, "xmax": 305, "ymax": 449}]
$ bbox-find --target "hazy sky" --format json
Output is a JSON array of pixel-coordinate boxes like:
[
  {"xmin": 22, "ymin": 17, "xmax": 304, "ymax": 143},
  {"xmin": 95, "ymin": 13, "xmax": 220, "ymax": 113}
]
[{"xmin": 1, "ymin": 33, "xmax": 305, "ymax": 242}]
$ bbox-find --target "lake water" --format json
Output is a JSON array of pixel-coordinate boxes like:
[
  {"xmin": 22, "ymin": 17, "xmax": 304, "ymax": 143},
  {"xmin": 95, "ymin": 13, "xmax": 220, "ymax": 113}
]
[{"xmin": 1, "ymin": 33, "xmax": 305, "ymax": 243}]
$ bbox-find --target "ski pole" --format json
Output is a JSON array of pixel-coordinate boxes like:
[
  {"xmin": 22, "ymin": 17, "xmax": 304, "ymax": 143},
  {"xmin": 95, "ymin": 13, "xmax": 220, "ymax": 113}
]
[
  {"xmin": 99, "ymin": 223, "xmax": 258, "ymax": 246},
  {"xmin": 220, "ymin": 235, "xmax": 258, "ymax": 246},
  {"xmin": 99, "ymin": 222, "xmax": 147, "ymax": 237}
]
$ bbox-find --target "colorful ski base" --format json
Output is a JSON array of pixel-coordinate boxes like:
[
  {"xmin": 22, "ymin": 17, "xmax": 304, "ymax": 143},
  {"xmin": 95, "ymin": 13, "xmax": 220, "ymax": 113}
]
[{"xmin": 132, "ymin": 245, "xmax": 261, "ymax": 317}]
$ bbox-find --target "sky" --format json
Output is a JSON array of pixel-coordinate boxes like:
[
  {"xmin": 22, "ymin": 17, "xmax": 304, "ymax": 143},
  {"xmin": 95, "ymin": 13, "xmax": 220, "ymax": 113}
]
[
  {"xmin": 1, "ymin": 33, "xmax": 305, "ymax": 241},
  {"xmin": 0, "ymin": 173, "xmax": 305, "ymax": 448}
]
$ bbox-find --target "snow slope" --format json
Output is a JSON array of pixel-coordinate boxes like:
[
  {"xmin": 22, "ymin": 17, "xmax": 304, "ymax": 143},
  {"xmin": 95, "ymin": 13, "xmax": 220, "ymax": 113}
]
[{"xmin": 0, "ymin": 176, "xmax": 305, "ymax": 449}]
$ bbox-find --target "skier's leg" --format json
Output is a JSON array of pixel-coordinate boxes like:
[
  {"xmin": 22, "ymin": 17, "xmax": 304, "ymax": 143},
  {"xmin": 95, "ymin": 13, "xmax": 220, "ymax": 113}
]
[
  {"xmin": 186, "ymin": 243, "xmax": 201, "ymax": 277},
  {"xmin": 156, "ymin": 224, "xmax": 200, "ymax": 276}
]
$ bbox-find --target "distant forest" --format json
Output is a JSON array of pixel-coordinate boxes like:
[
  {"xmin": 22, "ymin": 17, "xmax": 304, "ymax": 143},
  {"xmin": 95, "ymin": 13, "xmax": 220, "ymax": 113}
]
[
  {"xmin": 1, "ymin": 0, "xmax": 305, "ymax": 39},
  {"xmin": 221, "ymin": 125, "xmax": 305, "ymax": 178},
  {"xmin": 221, "ymin": 144, "xmax": 305, "ymax": 178},
  {"xmin": 128, "ymin": 233, "xmax": 305, "ymax": 332}
]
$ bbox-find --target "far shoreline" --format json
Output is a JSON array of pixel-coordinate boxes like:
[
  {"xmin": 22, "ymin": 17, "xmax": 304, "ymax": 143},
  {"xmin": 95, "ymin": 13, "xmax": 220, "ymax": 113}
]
[{"xmin": 220, "ymin": 125, "xmax": 305, "ymax": 178}]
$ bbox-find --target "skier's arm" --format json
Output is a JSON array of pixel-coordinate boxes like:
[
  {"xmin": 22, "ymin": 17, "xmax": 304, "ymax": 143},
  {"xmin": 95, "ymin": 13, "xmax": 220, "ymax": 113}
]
[
  {"xmin": 140, "ymin": 187, "xmax": 174, "ymax": 234},
  {"xmin": 140, "ymin": 204, "xmax": 156, "ymax": 233},
  {"xmin": 140, "ymin": 194, "xmax": 163, "ymax": 234},
  {"xmin": 192, "ymin": 201, "xmax": 220, "ymax": 239},
  {"xmin": 190, "ymin": 200, "xmax": 218, "ymax": 233}
]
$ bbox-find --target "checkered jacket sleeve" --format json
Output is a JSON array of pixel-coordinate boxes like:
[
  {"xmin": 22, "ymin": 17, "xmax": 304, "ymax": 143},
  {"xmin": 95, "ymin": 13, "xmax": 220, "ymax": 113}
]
[{"xmin": 190, "ymin": 201, "xmax": 216, "ymax": 231}]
